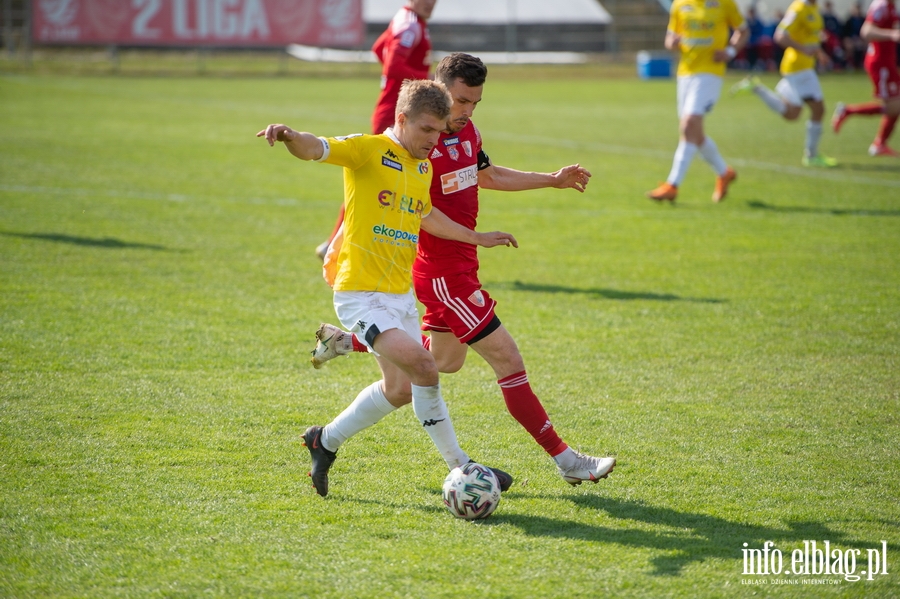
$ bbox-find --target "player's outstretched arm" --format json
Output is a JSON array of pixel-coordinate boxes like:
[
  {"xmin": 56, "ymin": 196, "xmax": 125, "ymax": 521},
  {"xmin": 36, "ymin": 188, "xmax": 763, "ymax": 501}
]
[
  {"xmin": 256, "ymin": 124, "xmax": 325, "ymax": 161},
  {"xmin": 478, "ymin": 163, "xmax": 592, "ymax": 193},
  {"xmin": 860, "ymin": 21, "xmax": 900, "ymax": 43},
  {"xmin": 421, "ymin": 207, "xmax": 518, "ymax": 249}
]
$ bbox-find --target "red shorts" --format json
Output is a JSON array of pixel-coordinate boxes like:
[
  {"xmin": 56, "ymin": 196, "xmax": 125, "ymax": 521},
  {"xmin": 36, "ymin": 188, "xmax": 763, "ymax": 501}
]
[
  {"xmin": 867, "ymin": 62, "xmax": 900, "ymax": 101},
  {"xmin": 414, "ymin": 268, "xmax": 497, "ymax": 343}
]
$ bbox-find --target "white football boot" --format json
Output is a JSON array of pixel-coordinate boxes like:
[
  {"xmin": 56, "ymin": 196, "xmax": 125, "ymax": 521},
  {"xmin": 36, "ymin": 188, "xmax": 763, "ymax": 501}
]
[
  {"xmin": 558, "ymin": 451, "xmax": 616, "ymax": 486},
  {"xmin": 310, "ymin": 323, "xmax": 353, "ymax": 369}
]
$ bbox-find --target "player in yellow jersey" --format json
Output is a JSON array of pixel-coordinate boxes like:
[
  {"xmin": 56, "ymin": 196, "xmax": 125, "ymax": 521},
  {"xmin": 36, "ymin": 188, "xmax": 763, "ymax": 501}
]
[
  {"xmin": 730, "ymin": 0, "xmax": 838, "ymax": 167},
  {"xmin": 647, "ymin": 0, "xmax": 749, "ymax": 204},
  {"xmin": 258, "ymin": 79, "xmax": 518, "ymax": 498}
]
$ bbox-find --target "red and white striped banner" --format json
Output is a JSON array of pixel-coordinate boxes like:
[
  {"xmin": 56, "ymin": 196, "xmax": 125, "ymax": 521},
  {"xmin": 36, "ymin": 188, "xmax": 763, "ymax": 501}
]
[{"xmin": 33, "ymin": 0, "xmax": 364, "ymax": 47}]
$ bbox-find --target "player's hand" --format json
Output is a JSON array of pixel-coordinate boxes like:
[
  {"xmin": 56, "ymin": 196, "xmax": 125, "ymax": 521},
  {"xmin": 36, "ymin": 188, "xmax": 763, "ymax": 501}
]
[
  {"xmin": 476, "ymin": 231, "xmax": 518, "ymax": 249},
  {"xmin": 552, "ymin": 164, "xmax": 592, "ymax": 193},
  {"xmin": 257, "ymin": 124, "xmax": 296, "ymax": 146}
]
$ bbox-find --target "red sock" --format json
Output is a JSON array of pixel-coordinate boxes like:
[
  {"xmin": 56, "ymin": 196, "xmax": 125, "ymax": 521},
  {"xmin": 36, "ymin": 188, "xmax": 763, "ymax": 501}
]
[
  {"xmin": 498, "ymin": 371, "xmax": 568, "ymax": 457},
  {"xmin": 846, "ymin": 102, "xmax": 884, "ymax": 116},
  {"xmin": 421, "ymin": 335, "xmax": 431, "ymax": 351},
  {"xmin": 351, "ymin": 334, "xmax": 368, "ymax": 353},
  {"xmin": 875, "ymin": 114, "xmax": 898, "ymax": 146}
]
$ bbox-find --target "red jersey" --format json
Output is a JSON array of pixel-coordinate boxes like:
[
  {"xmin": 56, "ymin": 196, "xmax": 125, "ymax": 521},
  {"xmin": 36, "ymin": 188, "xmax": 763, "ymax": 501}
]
[
  {"xmin": 371, "ymin": 7, "xmax": 432, "ymax": 134},
  {"xmin": 414, "ymin": 120, "xmax": 492, "ymax": 279},
  {"xmin": 864, "ymin": 0, "xmax": 899, "ymax": 69}
]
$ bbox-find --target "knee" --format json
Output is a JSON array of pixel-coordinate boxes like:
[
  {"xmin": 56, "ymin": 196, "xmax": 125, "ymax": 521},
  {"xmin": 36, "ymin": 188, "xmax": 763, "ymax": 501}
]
[
  {"xmin": 382, "ymin": 381, "xmax": 412, "ymax": 406},
  {"xmin": 408, "ymin": 352, "xmax": 440, "ymax": 386},
  {"xmin": 783, "ymin": 106, "xmax": 802, "ymax": 121},
  {"xmin": 435, "ymin": 352, "xmax": 466, "ymax": 374}
]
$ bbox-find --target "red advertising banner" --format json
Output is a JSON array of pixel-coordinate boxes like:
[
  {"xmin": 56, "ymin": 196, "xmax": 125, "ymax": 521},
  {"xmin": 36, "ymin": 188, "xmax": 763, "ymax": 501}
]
[{"xmin": 32, "ymin": 0, "xmax": 364, "ymax": 47}]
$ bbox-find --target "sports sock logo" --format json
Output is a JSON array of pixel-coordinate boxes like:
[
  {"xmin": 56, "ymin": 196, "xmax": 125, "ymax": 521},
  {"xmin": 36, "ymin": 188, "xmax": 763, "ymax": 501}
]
[{"xmin": 422, "ymin": 418, "xmax": 446, "ymax": 427}]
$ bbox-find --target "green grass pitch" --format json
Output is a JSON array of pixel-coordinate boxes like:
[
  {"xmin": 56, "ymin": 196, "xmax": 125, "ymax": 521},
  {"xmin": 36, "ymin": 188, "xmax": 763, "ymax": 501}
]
[{"xmin": 1, "ymin": 63, "xmax": 898, "ymax": 598}]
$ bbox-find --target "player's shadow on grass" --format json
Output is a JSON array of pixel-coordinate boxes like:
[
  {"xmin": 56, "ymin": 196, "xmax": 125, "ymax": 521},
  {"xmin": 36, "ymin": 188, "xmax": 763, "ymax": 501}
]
[
  {"xmin": 1, "ymin": 231, "xmax": 177, "ymax": 251},
  {"xmin": 499, "ymin": 280, "xmax": 725, "ymax": 304},
  {"xmin": 746, "ymin": 201, "xmax": 900, "ymax": 217},
  {"xmin": 490, "ymin": 494, "xmax": 899, "ymax": 577}
]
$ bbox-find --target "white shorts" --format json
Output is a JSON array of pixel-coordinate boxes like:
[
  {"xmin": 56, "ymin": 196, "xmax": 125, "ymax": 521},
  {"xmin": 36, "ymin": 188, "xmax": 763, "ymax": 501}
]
[
  {"xmin": 677, "ymin": 74, "xmax": 723, "ymax": 117},
  {"xmin": 775, "ymin": 69, "xmax": 823, "ymax": 106},
  {"xmin": 333, "ymin": 290, "xmax": 422, "ymax": 351}
]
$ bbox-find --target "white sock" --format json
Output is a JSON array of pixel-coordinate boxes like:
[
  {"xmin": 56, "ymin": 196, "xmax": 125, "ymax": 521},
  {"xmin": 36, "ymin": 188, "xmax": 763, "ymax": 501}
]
[
  {"xmin": 321, "ymin": 381, "xmax": 396, "ymax": 452},
  {"xmin": 411, "ymin": 383, "xmax": 469, "ymax": 469},
  {"xmin": 553, "ymin": 447, "xmax": 578, "ymax": 470},
  {"xmin": 698, "ymin": 137, "xmax": 728, "ymax": 176},
  {"xmin": 753, "ymin": 85, "xmax": 787, "ymax": 115},
  {"xmin": 805, "ymin": 120, "xmax": 823, "ymax": 158},
  {"xmin": 666, "ymin": 140, "xmax": 698, "ymax": 186}
]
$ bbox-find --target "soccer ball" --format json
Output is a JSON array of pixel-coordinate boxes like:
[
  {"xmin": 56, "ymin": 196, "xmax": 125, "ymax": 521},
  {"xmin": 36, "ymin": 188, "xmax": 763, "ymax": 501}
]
[{"xmin": 442, "ymin": 462, "xmax": 501, "ymax": 520}]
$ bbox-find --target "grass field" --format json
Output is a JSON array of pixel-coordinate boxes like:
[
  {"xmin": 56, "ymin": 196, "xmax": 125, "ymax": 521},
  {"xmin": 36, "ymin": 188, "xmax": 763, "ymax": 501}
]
[{"xmin": 1, "ymin": 62, "xmax": 898, "ymax": 598}]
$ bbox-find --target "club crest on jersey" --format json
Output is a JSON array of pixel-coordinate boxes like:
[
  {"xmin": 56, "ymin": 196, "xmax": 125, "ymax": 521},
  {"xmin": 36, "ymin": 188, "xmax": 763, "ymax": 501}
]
[
  {"xmin": 448, "ymin": 146, "xmax": 459, "ymax": 161},
  {"xmin": 468, "ymin": 290, "xmax": 485, "ymax": 307},
  {"xmin": 382, "ymin": 156, "xmax": 403, "ymax": 171},
  {"xmin": 461, "ymin": 141, "xmax": 472, "ymax": 157},
  {"xmin": 418, "ymin": 162, "xmax": 429, "ymax": 174}
]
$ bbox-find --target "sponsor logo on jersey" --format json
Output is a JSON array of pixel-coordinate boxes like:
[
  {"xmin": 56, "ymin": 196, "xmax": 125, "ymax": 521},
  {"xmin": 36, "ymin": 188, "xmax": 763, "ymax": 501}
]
[
  {"xmin": 372, "ymin": 223, "xmax": 420, "ymax": 244},
  {"xmin": 382, "ymin": 156, "xmax": 403, "ymax": 171},
  {"xmin": 440, "ymin": 165, "xmax": 478, "ymax": 194},
  {"xmin": 431, "ymin": 147, "xmax": 443, "ymax": 159},
  {"xmin": 461, "ymin": 140, "xmax": 473, "ymax": 157},
  {"xmin": 442, "ymin": 136, "xmax": 460, "ymax": 146},
  {"xmin": 377, "ymin": 190, "xmax": 425, "ymax": 215},
  {"xmin": 385, "ymin": 149, "xmax": 399, "ymax": 159}
]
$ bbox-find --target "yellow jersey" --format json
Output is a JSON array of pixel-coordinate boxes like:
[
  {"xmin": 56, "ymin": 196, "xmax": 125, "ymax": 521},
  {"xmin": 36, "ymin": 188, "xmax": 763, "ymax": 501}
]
[
  {"xmin": 777, "ymin": 0, "xmax": 822, "ymax": 75},
  {"xmin": 668, "ymin": 0, "xmax": 745, "ymax": 77},
  {"xmin": 318, "ymin": 130, "xmax": 433, "ymax": 294}
]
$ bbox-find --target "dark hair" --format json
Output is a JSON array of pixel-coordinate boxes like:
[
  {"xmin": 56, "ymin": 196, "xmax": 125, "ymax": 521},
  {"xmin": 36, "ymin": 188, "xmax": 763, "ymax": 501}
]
[{"xmin": 435, "ymin": 53, "xmax": 488, "ymax": 88}]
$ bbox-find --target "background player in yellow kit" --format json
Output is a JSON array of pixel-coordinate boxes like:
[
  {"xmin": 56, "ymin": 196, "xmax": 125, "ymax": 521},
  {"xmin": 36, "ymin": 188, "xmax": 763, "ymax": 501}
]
[
  {"xmin": 646, "ymin": 0, "xmax": 749, "ymax": 204},
  {"xmin": 731, "ymin": 0, "xmax": 838, "ymax": 167}
]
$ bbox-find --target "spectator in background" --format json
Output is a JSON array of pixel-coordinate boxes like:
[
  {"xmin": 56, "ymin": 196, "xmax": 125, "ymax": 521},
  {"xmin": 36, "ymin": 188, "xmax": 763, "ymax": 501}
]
[
  {"xmin": 316, "ymin": 0, "xmax": 437, "ymax": 260},
  {"xmin": 820, "ymin": 1, "xmax": 846, "ymax": 69},
  {"xmin": 843, "ymin": 2, "xmax": 867, "ymax": 70},
  {"xmin": 765, "ymin": 10, "xmax": 786, "ymax": 67},
  {"xmin": 744, "ymin": 6, "xmax": 767, "ymax": 70}
]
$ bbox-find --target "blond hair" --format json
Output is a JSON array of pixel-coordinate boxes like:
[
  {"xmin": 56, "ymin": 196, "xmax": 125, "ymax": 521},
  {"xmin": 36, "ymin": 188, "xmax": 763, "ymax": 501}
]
[{"xmin": 395, "ymin": 79, "xmax": 451, "ymax": 123}]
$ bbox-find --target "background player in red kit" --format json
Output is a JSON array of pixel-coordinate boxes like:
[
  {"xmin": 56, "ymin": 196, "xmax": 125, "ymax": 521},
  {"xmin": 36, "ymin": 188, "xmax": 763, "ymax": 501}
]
[
  {"xmin": 831, "ymin": 0, "xmax": 900, "ymax": 157},
  {"xmin": 313, "ymin": 53, "xmax": 616, "ymax": 487},
  {"xmin": 371, "ymin": 0, "xmax": 436, "ymax": 135},
  {"xmin": 317, "ymin": 0, "xmax": 436, "ymax": 259}
]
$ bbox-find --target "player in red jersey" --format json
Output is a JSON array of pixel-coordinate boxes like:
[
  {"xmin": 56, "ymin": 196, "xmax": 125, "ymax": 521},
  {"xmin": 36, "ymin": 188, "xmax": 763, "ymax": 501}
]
[
  {"xmin": 312, "ymin": 53, "xmax": 616, "ymax": 487},
  {"xmin": 831, "ymin": 0, "xmax": 900, "ymax": 157},
  {"xmin": 316, "ymin": 0, "xmax": 436, "ymax": 259},
  {"xmin": 371, "ymin": 0, "xmax": 435, "ymax": 135}
]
